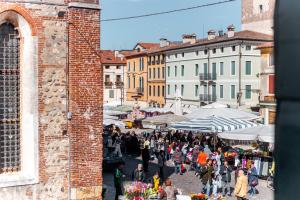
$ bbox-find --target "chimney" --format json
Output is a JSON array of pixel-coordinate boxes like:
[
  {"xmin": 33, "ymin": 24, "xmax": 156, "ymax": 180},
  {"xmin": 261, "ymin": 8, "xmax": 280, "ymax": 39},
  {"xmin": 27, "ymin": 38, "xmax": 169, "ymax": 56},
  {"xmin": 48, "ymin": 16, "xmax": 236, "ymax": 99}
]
[
  {"xmin": 160, "ymin": 38, "xmax": 170, "ymax": 48},
  {"xmin": 207, "ymin": 30, "xmax": 216, "ymax": 40},
  {"xmin": 218, "ymin": 30, "xmax": 224, "ymax": 36},
  {"xmin": 182, "ymin": 34, "xmax": 197, "ymax": 44},
  {"xmin": 227, "ymin": 25, "xmax": 235, "ymax": 38},
  {"xmin": 114, "ymin": 50, "xmax": 120, "ymax": 57}
]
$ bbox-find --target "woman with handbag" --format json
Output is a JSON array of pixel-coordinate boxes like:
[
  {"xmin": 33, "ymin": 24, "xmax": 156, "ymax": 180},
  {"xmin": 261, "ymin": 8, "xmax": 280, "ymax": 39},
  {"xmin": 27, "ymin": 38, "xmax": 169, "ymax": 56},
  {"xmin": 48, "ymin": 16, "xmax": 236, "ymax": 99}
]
[{"xmin": 248, "ymin": 162, "xmax": 259, "ymax": 197}]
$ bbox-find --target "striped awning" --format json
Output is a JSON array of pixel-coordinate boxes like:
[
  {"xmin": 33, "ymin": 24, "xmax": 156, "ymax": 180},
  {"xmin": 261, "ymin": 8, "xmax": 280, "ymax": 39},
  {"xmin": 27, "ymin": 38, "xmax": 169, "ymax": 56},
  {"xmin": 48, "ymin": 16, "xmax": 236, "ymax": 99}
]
[{"xmin": 169, "ymin": 116, "xmax": 257, "ymax": 133}]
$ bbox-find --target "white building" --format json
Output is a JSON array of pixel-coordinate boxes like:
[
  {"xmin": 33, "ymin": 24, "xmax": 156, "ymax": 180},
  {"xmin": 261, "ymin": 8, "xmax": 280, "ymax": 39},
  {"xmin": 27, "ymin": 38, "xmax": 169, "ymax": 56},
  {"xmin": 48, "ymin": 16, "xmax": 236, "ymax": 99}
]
[
  {"xmin": 101, "ymin": 50, "xmax": 127, "ymax": 104},
  {"xmin": 164, "ymin": 26, "xmax": 272, "ymax": 109}
]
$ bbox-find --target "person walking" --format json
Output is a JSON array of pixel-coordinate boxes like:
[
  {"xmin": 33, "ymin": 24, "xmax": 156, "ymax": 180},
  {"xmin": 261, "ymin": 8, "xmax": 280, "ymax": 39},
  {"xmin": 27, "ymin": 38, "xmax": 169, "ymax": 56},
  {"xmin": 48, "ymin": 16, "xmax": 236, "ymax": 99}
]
[
  {"xmin": 248, "ymin": 162, "xmax": 259, "ymax": 197},
  {"xmin": 201, "ymin": 159, "xmax": 214, "ymax": 196},
  {"xmin": 172, "ymin": 147, "xmax": 183, "ymax": 175},
  {"xmin": 234, "ymin": 170, "xmax": 248, "ymax": 200},
  {"xmin": 114, "ymin": 162, "xmax": 125, "ymax": 200},
  {"xmin": 141, "ymin": 145, "xmax": 150, "ymax": 173},
  {"xmin": 113, "ymin": 136, "xmax": 122, "ymax": 157},
  {"xmin": 157, "ymin": 150, "xmax": 165, "ymax": 181},
  {"xmin": 220, "ymin": 161, "xmax": 232, "ymax": 197}
]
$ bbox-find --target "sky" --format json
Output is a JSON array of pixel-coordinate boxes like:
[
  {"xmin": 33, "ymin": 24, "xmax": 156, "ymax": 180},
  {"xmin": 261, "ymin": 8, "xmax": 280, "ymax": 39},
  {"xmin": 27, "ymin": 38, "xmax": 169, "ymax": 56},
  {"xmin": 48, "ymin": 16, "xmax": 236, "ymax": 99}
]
[{"xmin": 101, "ymin": 0, "xmax": 241, "ymax": 50}]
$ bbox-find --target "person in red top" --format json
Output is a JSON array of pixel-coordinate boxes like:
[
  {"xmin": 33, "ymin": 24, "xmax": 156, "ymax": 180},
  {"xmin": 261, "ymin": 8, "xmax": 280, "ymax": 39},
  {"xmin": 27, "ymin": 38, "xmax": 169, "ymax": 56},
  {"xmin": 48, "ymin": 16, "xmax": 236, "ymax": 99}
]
[{"xmin": 197, "ymin": 150, "xmax": 208, "ymax": 170}]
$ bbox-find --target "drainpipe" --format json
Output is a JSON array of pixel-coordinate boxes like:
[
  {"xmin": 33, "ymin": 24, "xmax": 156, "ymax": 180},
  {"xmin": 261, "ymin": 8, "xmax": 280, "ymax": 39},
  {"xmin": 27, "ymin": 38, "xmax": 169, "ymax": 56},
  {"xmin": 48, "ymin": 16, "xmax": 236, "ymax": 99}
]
[
  {"xmin": 238, "ymin": 41, "xmax": 244, "ymax": 107},
  {"xmin": 207, "ymin": 47, "xmax": 211, "ymax": 103}
]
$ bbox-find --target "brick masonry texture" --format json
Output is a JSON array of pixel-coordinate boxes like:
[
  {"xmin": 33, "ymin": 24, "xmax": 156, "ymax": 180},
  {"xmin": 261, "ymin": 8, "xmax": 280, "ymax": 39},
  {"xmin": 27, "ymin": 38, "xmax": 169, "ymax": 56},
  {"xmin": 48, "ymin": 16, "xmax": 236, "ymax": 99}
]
[{"xmin": 0, "ymin": 1, "xmax": 103, "ymax": 200}]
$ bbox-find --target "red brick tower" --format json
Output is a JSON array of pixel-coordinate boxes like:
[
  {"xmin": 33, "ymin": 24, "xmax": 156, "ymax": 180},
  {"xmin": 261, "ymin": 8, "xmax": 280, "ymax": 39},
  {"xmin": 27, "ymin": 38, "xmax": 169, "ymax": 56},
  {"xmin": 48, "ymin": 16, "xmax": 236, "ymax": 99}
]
[{"xmin": 68, "ymin": 0, "xmax": 103, "ymax": 199}]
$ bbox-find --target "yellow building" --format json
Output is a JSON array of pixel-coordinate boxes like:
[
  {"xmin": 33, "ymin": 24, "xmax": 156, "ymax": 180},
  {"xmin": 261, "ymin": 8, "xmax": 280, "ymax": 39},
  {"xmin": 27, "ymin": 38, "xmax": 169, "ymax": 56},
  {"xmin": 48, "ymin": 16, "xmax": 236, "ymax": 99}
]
[
  {"xmin": 257, "ymin": 42, "xmax": 276, "ymax": 124},
  {"xmin": 126, "ymin": 52, "xmax": 149, "ymax": 105},
  {"xmin": 147, "ymin": 51, "xmax": 166, "ymax": 107}
]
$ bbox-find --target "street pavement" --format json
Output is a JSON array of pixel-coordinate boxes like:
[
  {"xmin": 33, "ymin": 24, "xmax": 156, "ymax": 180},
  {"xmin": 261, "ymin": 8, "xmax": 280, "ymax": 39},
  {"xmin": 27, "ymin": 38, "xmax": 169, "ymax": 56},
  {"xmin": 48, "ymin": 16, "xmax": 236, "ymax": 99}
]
[{"xmin": 103, "ymin": 155, "xmax": 274, "ymax": 200}]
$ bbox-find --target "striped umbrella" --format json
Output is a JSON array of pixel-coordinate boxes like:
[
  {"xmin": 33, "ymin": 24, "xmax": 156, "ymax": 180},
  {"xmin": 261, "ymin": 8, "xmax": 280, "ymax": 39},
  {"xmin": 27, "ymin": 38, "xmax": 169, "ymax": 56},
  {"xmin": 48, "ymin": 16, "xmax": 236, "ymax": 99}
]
[{"xmin": 169, "ymin": 116, "xmax": 257, "ymax": 133}]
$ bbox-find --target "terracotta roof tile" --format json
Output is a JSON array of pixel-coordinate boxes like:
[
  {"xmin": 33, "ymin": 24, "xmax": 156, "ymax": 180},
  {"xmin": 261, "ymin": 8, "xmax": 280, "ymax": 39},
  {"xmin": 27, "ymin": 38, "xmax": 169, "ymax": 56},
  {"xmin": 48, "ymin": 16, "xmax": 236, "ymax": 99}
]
[
  {"xmin": 256, "ymin": 42, "xmax": 274, "ymax": 49},
  {"xmin": 100, "ymin": 50, "xmax": 126, "ymax": 65},
  {"xmin": 137, "ymin": 42, "xmax": 160, "ymax": 49},
  {"xmin": 161, "ymin": 30, "xmax": 273, "ymax": 52}
]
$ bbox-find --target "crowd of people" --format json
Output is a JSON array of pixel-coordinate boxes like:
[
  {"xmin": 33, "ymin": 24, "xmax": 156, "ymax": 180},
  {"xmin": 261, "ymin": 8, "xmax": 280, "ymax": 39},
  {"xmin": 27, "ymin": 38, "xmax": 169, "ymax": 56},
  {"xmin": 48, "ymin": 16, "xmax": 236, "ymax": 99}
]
[{"xmin": 109, "ymin": 127, "xmax": 260, "ymax": 200}]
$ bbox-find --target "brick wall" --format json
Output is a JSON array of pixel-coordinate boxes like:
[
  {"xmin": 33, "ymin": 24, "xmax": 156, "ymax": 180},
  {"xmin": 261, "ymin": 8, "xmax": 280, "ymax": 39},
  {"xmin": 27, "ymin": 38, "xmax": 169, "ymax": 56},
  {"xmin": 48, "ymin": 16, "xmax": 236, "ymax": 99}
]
[{"xmin": 68, "ymin": 4, "xmax": 103, "ymax": 200}]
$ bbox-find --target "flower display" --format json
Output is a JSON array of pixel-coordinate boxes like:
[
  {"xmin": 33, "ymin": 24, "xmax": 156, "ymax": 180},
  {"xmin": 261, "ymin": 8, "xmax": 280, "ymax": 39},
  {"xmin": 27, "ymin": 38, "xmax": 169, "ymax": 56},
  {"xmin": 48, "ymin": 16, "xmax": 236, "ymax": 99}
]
[
  {"xmin": 190, "ymin": 193, "xmax": 208, "ymax": 200},
  {"xmin": 124, "ymin": 182, "xmax": 156, "ymax": 200}
]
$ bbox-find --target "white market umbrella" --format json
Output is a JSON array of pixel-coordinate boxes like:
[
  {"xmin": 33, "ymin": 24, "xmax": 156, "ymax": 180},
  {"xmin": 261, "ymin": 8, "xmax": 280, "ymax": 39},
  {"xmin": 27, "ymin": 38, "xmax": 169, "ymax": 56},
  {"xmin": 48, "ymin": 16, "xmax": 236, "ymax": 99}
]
[
  {"xmin": 169, "ymin": 116, "xmax": 257, "ymax": 133},
  {"xmin": 258, "ymin": 125, "xmax": 275, "ymax": 143},
  {"xmin": 142, "ymin": 114, "xmax": 188, "ymax": 126},
  {"xmin": 186, "ymin": 107, "xmax": 259, "ymax": 120},
  {"xmin": 218, "ymin": 124, "xmax": 274, "ymax": 142},
  {"xmin": 202, "ymin": 102, "xmax": 227, "ymax": 109}
]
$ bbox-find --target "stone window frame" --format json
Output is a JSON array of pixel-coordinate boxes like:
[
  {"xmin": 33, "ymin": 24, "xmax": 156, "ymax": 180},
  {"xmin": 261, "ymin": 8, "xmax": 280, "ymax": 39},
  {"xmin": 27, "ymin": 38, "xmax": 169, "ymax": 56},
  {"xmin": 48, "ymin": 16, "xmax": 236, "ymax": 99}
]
[{"xmin": 0, "ymin": 11, "xmax": 39, "ymax": 188}]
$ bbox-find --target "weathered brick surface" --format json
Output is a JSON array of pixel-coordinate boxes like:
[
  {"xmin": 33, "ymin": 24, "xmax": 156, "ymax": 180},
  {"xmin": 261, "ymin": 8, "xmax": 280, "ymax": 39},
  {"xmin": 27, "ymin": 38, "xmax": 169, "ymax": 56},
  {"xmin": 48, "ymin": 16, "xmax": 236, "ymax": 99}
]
[
  {"xmin": 0, "ymin": 1, "xmax": 102, "ymax": 200},
  {"xmin": 68, "ymin": 4, "xmax": 103, "ymax": 200}
]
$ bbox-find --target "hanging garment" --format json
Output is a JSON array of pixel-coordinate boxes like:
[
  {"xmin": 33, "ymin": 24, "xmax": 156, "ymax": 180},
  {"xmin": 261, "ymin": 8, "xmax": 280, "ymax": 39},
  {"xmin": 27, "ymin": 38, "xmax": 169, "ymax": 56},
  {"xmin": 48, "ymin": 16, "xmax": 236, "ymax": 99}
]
[
  {"xmin": 242, "ymin": 158, "xmax": 247, "ymax": 169},
  {"xmin": 234, "ymin": 156, "xmax": 240, "ymax": 167},
  {"xmin": 262, "ymin": 161, "xmax": 269, "ymax": 176},
  {"xmin": 246, "ymin": 159, "xmax": 252, "ymax": 169}
]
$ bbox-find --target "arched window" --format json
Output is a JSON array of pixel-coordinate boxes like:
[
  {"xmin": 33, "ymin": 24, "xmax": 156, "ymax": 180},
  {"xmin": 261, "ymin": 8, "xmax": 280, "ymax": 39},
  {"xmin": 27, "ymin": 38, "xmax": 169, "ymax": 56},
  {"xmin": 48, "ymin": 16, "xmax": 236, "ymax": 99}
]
[{"xmin": 0, "ymin": 22, "xmax": 20, "ymax": 173}]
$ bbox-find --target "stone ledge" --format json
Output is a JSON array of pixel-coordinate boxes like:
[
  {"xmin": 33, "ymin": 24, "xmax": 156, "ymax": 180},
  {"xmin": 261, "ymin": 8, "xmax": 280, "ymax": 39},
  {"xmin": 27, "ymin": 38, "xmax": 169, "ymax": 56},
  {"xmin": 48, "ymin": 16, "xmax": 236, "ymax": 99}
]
[
  {"xmin": 68, "ymin": 2, "xmax": 101, "ymax": 10},
  {"xmin": 71, "ymin": 186, "xmax": 102, "ymax": 199}
]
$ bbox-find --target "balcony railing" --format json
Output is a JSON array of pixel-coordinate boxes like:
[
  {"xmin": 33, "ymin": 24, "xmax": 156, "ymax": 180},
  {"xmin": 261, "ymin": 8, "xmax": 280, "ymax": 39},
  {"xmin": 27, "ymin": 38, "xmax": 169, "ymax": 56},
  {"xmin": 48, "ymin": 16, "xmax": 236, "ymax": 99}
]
[
  {"xmin": 136, "ymin": 87, "xmax": 144, "ymax": 94},
  {"xmin": 260, "ymin": 95, "xmax": 276, "ymax": 106},
  {"xmin": 115, "ymin": 81, "xmax": 124, "ymax": 88},
  {"xmin": 200, "ymin": 94, "xmax": 217, "ymax": 102},
  {"xmin": 199, "ymin": 73, "xmax": 217, "ymax": 81},
  {"xmin": 104, "ymin": 81, "xmax": 113, "ymax": 86}
]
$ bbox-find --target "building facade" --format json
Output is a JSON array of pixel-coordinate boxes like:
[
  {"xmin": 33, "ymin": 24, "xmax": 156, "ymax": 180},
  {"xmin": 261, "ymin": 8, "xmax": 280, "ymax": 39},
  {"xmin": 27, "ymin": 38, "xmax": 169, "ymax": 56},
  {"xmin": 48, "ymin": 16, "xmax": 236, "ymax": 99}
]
[
  {"xmin": 126, "ymin": 52, "xmax": 149, "ymax": 107},
  {"xmin": 242, "ymin": 0, "xmax": 275, "ymax": 35},
  {"xmin": 101, "ymin": 50, "xmax": 126, "ymax": 104},
  {"xmin": 0, "ymin": 1, "xmax": 103, "ymax": 200},
  {"xmin": 147, "ymin": 50, "xmax": 166, "ymax": 108},
  {"xmin": 258, "ymin": 42, "xmax": 276, "ymax": 124},
  {"xmin": 165, "ymin": 27, "xmax": 272, "ymax": 109}
]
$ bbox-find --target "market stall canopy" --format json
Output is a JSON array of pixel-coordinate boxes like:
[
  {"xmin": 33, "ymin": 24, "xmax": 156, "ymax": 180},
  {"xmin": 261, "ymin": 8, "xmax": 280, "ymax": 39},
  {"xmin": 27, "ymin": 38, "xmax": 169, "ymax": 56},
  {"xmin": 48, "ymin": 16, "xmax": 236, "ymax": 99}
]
[
  {"xmin": 142, "ymin": 114, "xmax": 188, "ymax": 126},
  {"xmin": 104, "ymin": 109, "xmax": 127, "ymax": 116},
  {"xmin": 257, "ymin": 125, "xmax": 275, "ymax": 143},
  {"xmin": 103, "ymin": 101, "xmax": 122, "ymax": 109},
  {"xmin": 103, "ymin": 114, "xmax": 118, "ymax": 120},
  {"xmin": 185, "ymin": 107, "xmax": 259, "ymax": 120},
  {"xmin": 202, "ymin": 102, "xmax": 228, "ymax": 109},
  {"xmin": 218, "ymin": 125, "xmax": 275, "ymax": 143},
  {"xmin": 110, "ymin": 105, "xmax": 133, "ymax": 112},
  {"xmin": 169, "ymin": 116, "xmax": 257, "ymax": 133},
  {"xmin": 103, "ymin": 119, "xmax": 125, "ymax": 128},
  {"xmin": 161, "ymin": 103, "xmax": 196, "ymax": 114},
  {"xmin": 141, "ymin": 107, "xmax": 171, "ymax": 113}
]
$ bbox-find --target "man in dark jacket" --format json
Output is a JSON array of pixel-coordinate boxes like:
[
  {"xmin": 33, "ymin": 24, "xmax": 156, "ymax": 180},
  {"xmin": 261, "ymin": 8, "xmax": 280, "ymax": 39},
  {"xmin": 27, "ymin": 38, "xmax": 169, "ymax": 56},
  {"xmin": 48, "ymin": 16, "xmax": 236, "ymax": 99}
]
[
  {"xmin": 201, "ymin": 159, "xmax": 213, "ymax": 196},
  {"xmin": 141, "ymin": 145, "xmax": 150, "ymax": 172},
  {"xmin": 219, "ymin": 161, "xmax": 232, "ymax": 196},
  {"xmin": 157, "ymin": 150, "xmax": 165, "ymax": 181}
]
